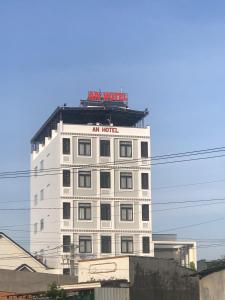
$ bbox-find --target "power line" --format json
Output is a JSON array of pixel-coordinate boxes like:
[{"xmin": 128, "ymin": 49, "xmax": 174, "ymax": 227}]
[
  {"xmin": 152, "ymin": 178, "xmax": 225, "ymax": 190},
  {"xmin": 153, "ymin": 201, "xmax": 225, "ymax": 213},
  {"xmin": 0, "ymin": 151, "xmax": 224, "ymax": 181},
  {"xmin": 1, "ymin": 145, "xmax": 225, "ymax": 180},
  {"xmin": 0, "ymin": 175, "xmax": 225, "ymax": 205},
  {"xmin": 1, "ymin": 195, "xmax": 225, "ymax": 209},
  {"xmin": 155, "ymin": 216, "xmax": 225, "ymax": 233}
]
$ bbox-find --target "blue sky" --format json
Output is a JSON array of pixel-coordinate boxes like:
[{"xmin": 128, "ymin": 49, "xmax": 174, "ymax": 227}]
[{"xmin": 1, "ymin": 0, "xmax": 225, "ymax": 259}]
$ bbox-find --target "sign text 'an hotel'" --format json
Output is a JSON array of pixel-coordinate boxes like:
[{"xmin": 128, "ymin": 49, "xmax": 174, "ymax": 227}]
[{"xmin": 92, "ymin": 126, "xmax": 119, "ymax": 133}]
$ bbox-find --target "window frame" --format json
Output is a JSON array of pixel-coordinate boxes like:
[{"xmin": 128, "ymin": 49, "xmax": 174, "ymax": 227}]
[
  {"xmin": 78, "ymin": 203, "xmax": 92, "ymax": 220},
  {"xmin": 143, "ymin": 236, "xmax": 150, "ymax": 253},
  {"xmin": 141, "ymin": 141, "xmax": 148, "ymax": 158},
  {"xmin": 79, "ymin": 236, "xmax": 92, "ymax": 253},
  {"xmin": 121, "ymin": 236, "xmax": 133, "ymax": 253},
  {"xmin": 100, "ymin": 171, "xmax": 111, "ymax": 188},
  {"xmin": 100, "ymin": 203, "xmax": 111, "ymax": 221},
  {"xmin": 141, "ymin": 173, "xmax": 149, "ymax": 190},
  {"xmin": 78, "ymin": 171, "xmax": 91, "ymax": 188},
  {"xmin": 78, "ymin": 139, "xmax": 91, "ymax": 156},
  {"xmin": 63, "ymin": 170, "xmax": 71, "ymax": 187},
  {"xmin": 63, "ymin": 235, "xmax": 71, "ymax": 253},
  {"xmin": 120, "ymin": 172, "xmax": 133, "ymax": 189},
  {"xmin": 100, "ymin": 140, "xmax": 110, "ymax": 157},
  {"xmin": 142, "ymin": 204, "xmax": 149, "ymax": 221},
  {"xmin": 63, "ymin": 202, "xmax": 71, "ymax": 219},
  {"xmin": 119, "ymin": 141, "xmax": 132, "ymax": 158},
  {"xmin": 63, "ymin": 138, "xmax": 71, "ymax": 155},
  {"xmin": 101, "ymin": 236, "xmax": 112, "ymax": 253},
  {"xmin": 120, "ymin": 204, "xmax": 133, "ymax": 221}
]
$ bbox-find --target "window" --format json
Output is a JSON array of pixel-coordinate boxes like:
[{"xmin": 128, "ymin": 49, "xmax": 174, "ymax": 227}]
[
  {"xmin": 141, "ymin": 142, "xmax": 148, "ymax": 158},
  {"xmin": 40, "ymin": 189, "xmax": 44, "ymax": 201},
  {"xmin": 120, "ymin": 204, "xmax": 133, "ymax": 221},
  {"xmin": 63, "ymin": 170, "xmax": 71, "ymax": 187},
  {"xmin": 34, "ymin": 223, "xmax": 38, "ymax": 234},
  {"xmin": 101, "ymin": 236, "xmax": 111, "ymax": 253},
  {"xmin": 100, "ymin": 171, "xmax": 111, "ymax": 188},
  {"xmin": 63, "ymin": 138, "xmax": 70, "ymax": 155},
  {"xmin": 141, "ymin": 173, "xmax": 149, "ymax": 189},
  {"xmin": 78, "ymin": 171, "xmax": 91, "ymax": 188},
  {"xmin": 79, "ymin": 236, "xmax": 92, "ymax": 253},
  {"xmin": 63, "ymin": 203, "xmax": 71, "ymax": 219},
  {"xmin": 40, "ymin": 218, "xmax": 44, "ymax": 231},
  {"xmin": 143, "ymin": 237, "xmax": 150, "ymax": 253},
  {"xmin": 40, "ymin": 160, "xmax": 44, "ymax": 172},
  {"xmin": 63, "ymin": 235, "xmax": 71, "ymax": 253},
  {"xmin": 78, "ymin": 139, "xmax": 91, "ymax": 156},
  {"xmin": 100, "ymin": 140, "xmax": 110, "ymax": 156},
  {"xmin": 142, "ymin": 204, "xmax": 149, "ymax": 221},
  {"xmin": 101, "ymin": 204, "xmax": 111, "ymax": 220},
  {"xmin": 121, "ymin": 236, "xmax": 133, "ymax": 253},
  {"xmin": 120, "ymin": 172, "xmax": 133, "ymax": 189},
  {"xmin": 63, "ymin": 268, "xmax": 70, "ymax": 275},
  {"xmin": 79, "ymin": 203, "xmax": 91, "ymax": 220},
  {"xmin": 120, "ymin": 141, "xmax": 132, "ymax": 157},
  {"xmin": 34, "ymin": 194, "xmax": 38, "ymax": 206}
]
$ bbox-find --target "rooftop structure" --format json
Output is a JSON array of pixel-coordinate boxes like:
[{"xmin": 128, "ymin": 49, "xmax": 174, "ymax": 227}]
[{"xmin": 31, "ymin": 92, "xmax": 149, "ymax": 151}]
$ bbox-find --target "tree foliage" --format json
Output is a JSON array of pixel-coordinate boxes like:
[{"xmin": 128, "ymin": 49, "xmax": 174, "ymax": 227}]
[
  {"xmin": 189, "ymin": 261, "xmax": 196, "ymax": 271},
  {"xmin": 45, "ymin": 282, "xmax": 67, "ymax": 300}
]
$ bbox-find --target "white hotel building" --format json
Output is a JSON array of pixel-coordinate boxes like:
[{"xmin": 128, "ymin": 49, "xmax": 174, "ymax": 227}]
[{"xmin": 30, "ymin": 94, "xmax": 153, "ymax": 274}]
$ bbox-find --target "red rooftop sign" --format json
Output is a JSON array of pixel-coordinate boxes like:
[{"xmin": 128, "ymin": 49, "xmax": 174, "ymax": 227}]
[{"xmin": 87, "ymin": 91, "xmax": 128, "ymax": 102}]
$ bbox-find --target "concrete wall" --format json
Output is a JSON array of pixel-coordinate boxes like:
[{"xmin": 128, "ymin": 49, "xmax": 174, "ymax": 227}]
[
  {"xmin": 200, "ymin": 269, "xmax": 225, "ymax": 300},
  {"xmin": 129, "ymin": 256, "xmax": 199, "ymax": 300},
  {"xmin": 0, "ymin": 269, "xmax": 76, "ymax": 293},
  {"xmin": 78, "ymin": 256, "xmax": 130, "ymax": 283}
]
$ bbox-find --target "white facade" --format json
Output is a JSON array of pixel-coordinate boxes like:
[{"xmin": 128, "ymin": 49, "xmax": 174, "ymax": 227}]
[{"xmin": 30, "ymin": 115, "xmax": 153, "ymax": 274}]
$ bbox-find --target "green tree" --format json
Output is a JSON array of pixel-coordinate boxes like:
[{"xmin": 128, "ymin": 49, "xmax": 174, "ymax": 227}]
[
  {"xmin": 46, "ymin": 282, "xmax": 67, "ymax": 300},
  {"xmin": 189, "ymin": 261, "xmax": 196, "ymax": 271}
]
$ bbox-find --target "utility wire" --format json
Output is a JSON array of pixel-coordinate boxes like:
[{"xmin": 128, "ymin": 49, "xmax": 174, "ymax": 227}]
[
  {"xmin": 155, "ymin": 216, "xmax": 225, "ymax": 233},
  {"xmin": 0, "ymin": 150, "xmax": 224, "ymax": 180},
  {"xmin": 1, "ymin": 195, "xmax": 225, "ymax": 209},
  {"xmin": 1, "ymin": 145, "xmax": 225, "ymax": 179}
]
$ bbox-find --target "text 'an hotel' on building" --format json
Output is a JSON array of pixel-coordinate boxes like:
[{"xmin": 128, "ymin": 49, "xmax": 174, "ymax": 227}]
[{"xmin": 30, "ymin": 91, "xmax": 153, "ymax": 275}]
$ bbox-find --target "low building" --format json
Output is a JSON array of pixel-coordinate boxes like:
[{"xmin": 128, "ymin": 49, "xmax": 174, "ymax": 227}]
[
  {"xmin": 152, "ymin": 234, "xmax": 197, "ymax": 269},
  {"xmin": 0, "ymin": 256, "xmax": 199, "ymax": 300},
  {"xmin": 78, "ymin": 256, "xmax": 199, "ymax": 300},
  {"xmin": 0, "ymin": 268, "xmax": 76, "ymax": 295},
  {"xmin": 0, "ymin": 232, "xmax": 49, "ymax": 272}
]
